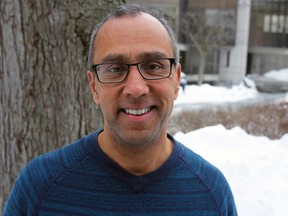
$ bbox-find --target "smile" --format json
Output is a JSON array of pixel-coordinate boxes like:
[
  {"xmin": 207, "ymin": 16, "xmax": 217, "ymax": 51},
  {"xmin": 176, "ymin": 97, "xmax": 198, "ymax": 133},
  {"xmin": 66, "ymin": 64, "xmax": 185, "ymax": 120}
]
[{"xmin": 124, "ymin": 107, "xmax": 151, "ymax": 116}]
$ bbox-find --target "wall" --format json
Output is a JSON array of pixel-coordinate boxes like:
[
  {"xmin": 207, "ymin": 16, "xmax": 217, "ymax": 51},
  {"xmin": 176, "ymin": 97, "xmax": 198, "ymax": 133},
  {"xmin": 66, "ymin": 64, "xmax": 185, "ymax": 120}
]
[
  {"xmin": 219, "ymin": 0, "xmax": 251, "ymax": 84},
  {"xmin": 248, "ymin": 48, "xmax": 288, "ymax": 74}
]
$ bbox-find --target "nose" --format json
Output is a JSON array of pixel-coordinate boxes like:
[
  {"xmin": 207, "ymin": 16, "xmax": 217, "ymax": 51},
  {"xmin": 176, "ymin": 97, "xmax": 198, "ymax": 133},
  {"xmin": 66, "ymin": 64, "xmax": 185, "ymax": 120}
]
[{"xmin": 123, "ymin": 66, "xmax": 149, "ymax": 98}]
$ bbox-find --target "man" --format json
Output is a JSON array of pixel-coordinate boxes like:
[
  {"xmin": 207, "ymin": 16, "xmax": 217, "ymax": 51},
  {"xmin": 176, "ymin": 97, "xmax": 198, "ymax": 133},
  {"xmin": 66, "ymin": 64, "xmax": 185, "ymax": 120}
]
[{"xmin": 4, "ymin": 4, "xmax": 237, "ymax": 215}]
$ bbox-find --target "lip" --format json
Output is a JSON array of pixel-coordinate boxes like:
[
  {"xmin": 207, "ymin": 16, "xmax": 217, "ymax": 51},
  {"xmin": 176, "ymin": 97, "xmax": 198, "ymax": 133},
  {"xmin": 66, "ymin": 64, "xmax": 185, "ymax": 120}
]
[
  {"xmin": 124, "ymin": 107, "xmax": 151, "ymax": 116},
  {"xmin": 120, "ymin": 106, "xmax": 155, "ymax": 121}
]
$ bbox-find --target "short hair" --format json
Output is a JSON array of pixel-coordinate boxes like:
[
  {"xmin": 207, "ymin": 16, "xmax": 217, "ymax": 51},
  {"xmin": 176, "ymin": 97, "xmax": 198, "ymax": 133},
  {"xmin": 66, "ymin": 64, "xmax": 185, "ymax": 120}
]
[{"xmin": 88, "ymin": 3, "xmax": 179, "ymax": 68}]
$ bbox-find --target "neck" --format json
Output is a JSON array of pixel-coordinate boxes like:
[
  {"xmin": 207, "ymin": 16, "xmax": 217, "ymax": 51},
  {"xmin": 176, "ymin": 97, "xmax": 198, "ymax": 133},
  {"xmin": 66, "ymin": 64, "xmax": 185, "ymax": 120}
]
[{"xmin": 98, "ymin": 131, "xmax": 173, "ymax": 176}]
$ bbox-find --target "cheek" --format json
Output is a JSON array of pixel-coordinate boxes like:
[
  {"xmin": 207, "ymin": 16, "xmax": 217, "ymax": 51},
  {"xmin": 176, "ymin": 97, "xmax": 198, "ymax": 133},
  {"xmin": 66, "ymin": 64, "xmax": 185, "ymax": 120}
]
[
  {"xmin": 92, "ymin": 86, "xmax": 101, "ymax": 105},
  {"xmin": 174, "ymin": 85, "xmax": 180, "ymax": 100},
  {"xmin": 156, "ymin": 83, "xmax": 177, "ymax": 104},
  {"xmin": 93, "ymin": 84, "xmax": 116, "ymax": 106},
  {"xmin": 97, "ymin": 88, "xmax": 118, "ymax": 108},
  {"xmin": 96, "ymin": 90, "xmax": 107, "ymax": 106},
  {"xmin": 168, "ymin": 77, "xmax": 180, "ymax": 100}
]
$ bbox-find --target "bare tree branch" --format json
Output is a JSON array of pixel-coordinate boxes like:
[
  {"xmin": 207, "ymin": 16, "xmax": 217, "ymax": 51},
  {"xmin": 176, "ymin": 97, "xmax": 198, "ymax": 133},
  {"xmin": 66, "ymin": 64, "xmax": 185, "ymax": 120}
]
[{"xmin": 180, "ymin": 10, "xmax": 235, "ymax": 84}]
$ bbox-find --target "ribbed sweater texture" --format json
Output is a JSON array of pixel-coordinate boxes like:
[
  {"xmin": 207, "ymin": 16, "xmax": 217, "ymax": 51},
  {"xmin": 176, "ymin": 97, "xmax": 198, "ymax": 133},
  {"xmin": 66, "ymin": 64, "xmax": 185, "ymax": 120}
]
[{"xmin": 3, "ymin": 130, "xmax": 237, "ymax": 216}]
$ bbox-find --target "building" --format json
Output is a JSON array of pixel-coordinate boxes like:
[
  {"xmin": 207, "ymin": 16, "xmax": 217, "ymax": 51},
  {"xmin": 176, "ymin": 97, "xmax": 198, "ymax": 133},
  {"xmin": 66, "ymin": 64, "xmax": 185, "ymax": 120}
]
[
  {"xmin": 178, "ymin": 0, "xmax": 239, "ymax": 84},
  {"xmin": 128, "ymin": 0, "xmax": 288, "ymax": 85},
  {"xmin": 248, "ymin": 0, "xmax": 288, "ymax": 75}
]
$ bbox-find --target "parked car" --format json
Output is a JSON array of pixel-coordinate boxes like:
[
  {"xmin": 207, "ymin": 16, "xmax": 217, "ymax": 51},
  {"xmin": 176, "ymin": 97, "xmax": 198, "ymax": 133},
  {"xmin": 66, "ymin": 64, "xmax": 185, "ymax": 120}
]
[
  {"xmin": 180, "ymin": 72, "xmax": 187, "ymax": 92},
  {"xmin": 248, "ymin": 74, "xmax": 288, "ymax": 93}
]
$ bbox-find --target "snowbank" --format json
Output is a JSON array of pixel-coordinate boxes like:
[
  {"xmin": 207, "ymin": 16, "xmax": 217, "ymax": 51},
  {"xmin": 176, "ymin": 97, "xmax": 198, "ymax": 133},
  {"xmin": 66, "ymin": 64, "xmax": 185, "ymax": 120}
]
[
  {"xmin": 173, "ymin": 76, "xmax": 288, "ymax": 215},
  {"xmin": 175, "ymin": 83, "xmax": 258, "ymax": 105},
  {"xmin": 174, "ymin": 125, "xmax": 288, "ymax": 216}
]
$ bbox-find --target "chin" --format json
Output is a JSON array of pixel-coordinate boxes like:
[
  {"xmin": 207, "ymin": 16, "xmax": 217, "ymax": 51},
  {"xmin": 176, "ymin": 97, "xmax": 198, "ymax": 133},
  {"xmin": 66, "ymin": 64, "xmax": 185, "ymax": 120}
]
[{"xmin": 116, "ymin": 128, "xmax": 161, "ymax": 151}]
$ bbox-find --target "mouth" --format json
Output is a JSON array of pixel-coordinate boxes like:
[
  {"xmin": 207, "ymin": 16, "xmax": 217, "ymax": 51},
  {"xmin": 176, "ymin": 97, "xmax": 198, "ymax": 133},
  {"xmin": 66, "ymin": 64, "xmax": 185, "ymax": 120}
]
[{"xmin": 124, "ymin": 107, "xmax": 152, "ymax": 116}]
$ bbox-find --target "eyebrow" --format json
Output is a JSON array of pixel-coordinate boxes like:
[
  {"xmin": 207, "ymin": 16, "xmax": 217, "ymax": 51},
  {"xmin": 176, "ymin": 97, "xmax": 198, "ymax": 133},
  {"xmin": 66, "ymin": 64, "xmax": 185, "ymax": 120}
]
[
  {"xmin": 100, "ymin": 51, "xmax": 169, "ymax": 64},
  {"xmin": 138, "ymin": 52, "xmax": 168, "ymax": 60}
]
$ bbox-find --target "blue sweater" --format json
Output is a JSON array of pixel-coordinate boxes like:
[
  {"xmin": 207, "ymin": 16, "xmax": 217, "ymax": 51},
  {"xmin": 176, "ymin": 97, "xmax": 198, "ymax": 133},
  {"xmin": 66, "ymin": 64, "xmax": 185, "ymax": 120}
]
[{"xmin": 3, "ymin": 130, "xmax": 237, "ymax": 216}]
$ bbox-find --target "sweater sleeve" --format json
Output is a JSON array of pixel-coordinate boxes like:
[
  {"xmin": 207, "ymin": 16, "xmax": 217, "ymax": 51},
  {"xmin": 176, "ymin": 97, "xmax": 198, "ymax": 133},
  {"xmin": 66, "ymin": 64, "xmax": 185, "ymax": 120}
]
[
  {"xmin": 205, "ymin": 166, "xmax": 238, "ymax": 216},
  {"xmin": 178, "ymin": 141, "xmax": 238, "ymax": 216},
  {"xmin": 3, "ymin": 132, "xmax": 96, "ymax": 216},
  {"xmin": 3, "ymin": 164, "xmax": 37, "ymax": 216},
  {"xmin": 3, "ymin": 153, "xmax": 55, "ymax": 216}
]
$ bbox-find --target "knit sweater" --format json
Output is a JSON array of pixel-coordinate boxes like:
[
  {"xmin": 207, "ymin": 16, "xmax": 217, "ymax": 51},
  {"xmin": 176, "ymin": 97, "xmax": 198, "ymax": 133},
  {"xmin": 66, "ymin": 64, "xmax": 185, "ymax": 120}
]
[{"xmin": 3, "ymin": 130, "xmax": 237, "ymax": 216}]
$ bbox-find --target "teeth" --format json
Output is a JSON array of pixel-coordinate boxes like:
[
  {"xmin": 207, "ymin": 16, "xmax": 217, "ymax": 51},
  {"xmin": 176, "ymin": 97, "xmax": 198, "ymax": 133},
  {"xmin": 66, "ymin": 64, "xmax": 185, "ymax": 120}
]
[{"xmin": 125, "ymin": 107, "xmax": 151, "ymax": 116}]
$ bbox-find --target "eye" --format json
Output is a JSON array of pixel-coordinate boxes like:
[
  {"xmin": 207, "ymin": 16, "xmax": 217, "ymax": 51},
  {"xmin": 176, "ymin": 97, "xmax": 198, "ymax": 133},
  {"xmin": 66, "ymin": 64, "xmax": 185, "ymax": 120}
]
[
  {"xmin": 106, "ymin": 64, "xmax": 126, "ymax": 73},
  {"xmin": 142, "ymin": 61, "xmax": 164, "ymax": 71},
  {"xmin": 148, "ymin": 64, "xmax": 161, "ymax": 70}
]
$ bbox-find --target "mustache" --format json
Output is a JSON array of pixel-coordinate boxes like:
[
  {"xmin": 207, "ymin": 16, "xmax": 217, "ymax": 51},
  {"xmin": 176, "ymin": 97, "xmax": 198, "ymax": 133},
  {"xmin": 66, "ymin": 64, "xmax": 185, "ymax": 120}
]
[{"xmin": 120, "ymin": 96, "xmax": 151, "ymax": 107}]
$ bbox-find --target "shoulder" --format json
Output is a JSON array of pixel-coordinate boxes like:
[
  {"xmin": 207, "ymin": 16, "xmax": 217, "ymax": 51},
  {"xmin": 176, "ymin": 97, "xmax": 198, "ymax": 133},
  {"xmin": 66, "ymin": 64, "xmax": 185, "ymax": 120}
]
[
  {"xmin": 3, "ymin": 130, "xmax": 101, "ymax": 216},
  {"xmin": 25, "ymin": 130, "xmax": 99, "ymax": 181},
  {"xmin": 171, "ymin": 136, "xmax": 223, "ymax": 179},
  {"xmin": 172, "ymin": 136, "xmax": 237, "ymax": 216}
]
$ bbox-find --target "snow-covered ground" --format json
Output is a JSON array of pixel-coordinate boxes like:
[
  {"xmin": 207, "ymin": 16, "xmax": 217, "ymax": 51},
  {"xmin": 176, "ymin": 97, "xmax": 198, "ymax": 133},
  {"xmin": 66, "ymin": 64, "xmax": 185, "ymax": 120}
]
[
  {"xmin": 174, "ymin": 73, "xmax": 288, "ymax": 216},
  {"xmin": 175, "ymin": 82, "xmax": 259, "ymax": 105}
]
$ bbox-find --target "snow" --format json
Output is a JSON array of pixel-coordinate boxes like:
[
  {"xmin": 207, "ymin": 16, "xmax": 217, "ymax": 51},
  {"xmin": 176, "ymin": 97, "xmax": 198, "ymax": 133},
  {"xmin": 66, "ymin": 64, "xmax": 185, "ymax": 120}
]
[
  {"xmin": 175, "ymin": 82, "xmax": 259, "ymax": 105},
  {"xmin": 173, "ymin": 72, "xmax": 288, "ymax": 216},
  {"xmin": 174, "ymin": 126, "xmax": 288, "ymax": 216}
]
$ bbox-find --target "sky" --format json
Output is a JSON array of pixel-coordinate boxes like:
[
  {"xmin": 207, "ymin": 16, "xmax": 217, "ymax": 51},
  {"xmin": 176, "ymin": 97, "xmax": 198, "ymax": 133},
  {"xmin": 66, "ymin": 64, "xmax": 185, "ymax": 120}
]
[{"xmin": 173, "ymin": 71, "xmax": 288, "ymax": 216}]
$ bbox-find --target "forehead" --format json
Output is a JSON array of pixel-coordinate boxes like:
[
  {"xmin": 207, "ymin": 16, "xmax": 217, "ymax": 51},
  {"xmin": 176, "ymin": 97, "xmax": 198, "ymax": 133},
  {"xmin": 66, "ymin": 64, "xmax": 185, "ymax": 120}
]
[{"xmin": 93, "ymin": 13, "xmax": 174, "ymax": 63}]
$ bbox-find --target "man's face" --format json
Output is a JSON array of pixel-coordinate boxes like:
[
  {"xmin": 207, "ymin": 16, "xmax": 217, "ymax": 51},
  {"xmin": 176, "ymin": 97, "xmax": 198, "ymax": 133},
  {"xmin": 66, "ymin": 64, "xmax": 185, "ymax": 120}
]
[{"xmin": 87, "ymin": 13, "xmax": 181, "ymax": 149}]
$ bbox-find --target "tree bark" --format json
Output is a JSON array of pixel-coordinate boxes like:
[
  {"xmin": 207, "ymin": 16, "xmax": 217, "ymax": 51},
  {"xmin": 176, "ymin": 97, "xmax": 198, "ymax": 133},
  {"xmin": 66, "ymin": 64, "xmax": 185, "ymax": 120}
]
[{"xmin": 0, "ymin": 0, "xmax": 124, "ymax": 212}]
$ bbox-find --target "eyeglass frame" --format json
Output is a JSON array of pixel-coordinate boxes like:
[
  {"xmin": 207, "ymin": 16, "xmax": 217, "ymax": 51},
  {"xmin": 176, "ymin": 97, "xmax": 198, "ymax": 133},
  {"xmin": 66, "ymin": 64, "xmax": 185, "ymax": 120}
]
[{"xmin": 90, "ymin": 58, "xmax": 177, "ymax": 84}]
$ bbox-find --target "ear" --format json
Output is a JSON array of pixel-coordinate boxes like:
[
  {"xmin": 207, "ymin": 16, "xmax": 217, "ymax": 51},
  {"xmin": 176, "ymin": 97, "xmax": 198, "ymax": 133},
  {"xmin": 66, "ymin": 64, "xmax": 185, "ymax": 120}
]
[
  {"xmin": 87, "ymin": 70, "xmax": 100, "ymax": 105},
  {"xmin": 174, "ymin": 63, "xmax": 181, "ymax": 100}
]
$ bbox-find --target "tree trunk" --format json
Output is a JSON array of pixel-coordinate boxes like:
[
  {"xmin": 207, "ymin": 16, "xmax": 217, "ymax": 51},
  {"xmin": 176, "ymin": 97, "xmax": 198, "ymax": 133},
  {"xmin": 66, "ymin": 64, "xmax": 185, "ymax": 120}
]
[{"xmin": 0, "ymin": 0, "xmax": 124, "ymax": 212}]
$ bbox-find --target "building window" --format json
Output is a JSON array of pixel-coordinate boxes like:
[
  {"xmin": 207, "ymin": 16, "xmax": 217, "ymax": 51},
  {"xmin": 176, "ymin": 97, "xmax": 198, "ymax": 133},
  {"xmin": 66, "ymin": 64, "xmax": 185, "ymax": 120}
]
[
  {"xmin": 250, "ymin": 0, "xmax": 288, "ymax": 47},
  {"xmin": 226, "ymin": 51, "xmax": 230, "ymax": 67},
  {"xmin": 264, "ymin": 14, "xmax": 288, "ymax": 33}
]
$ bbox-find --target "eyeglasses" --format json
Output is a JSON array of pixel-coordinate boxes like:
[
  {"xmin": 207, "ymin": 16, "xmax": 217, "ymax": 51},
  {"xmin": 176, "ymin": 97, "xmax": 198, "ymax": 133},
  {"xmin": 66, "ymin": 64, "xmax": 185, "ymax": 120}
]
[{"xmin": 91, "ymin": 58, "xmax": 176, "ymax": 84}]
